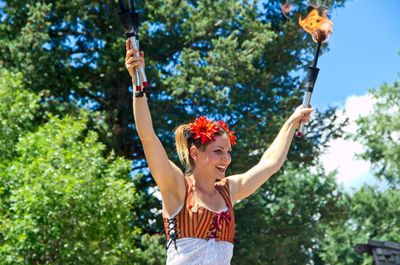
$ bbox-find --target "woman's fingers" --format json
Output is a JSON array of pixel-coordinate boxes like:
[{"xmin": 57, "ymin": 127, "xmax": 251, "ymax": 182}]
[
  {"xmin": 125, "ymin": 40, "xmax": 142, "ymax": 59},
  {"xmin": 125, "ymin": 40, "xmax": 146, "ymax": 79},
  {"xmin": 126, "ymin": 62, "xmax": 142, "ymax": 69},
  {"xmin": 126, "ymin": 56, "xmax": 143, "ymax": 64},
  {"xmin": 296, "ymin": 104, "xmax": 313, "ymax": 111},
  {"xmin": 299, "ymin": 108, "xmax": 313, "ymax": 119},
  {"xmin": 299, "ymin": 107, "xmax": 314, "ymax": 113},
  {"xmin": 125, "ymin": 49, "xmax": 140, "ymax": 60},
  {"xmin": 289, "ymin": 106, "xmax": 314, "ymax": 126},
  {"xmin": 125, "ymin": 55, "xmax": 144, "ymax": 70},
  {"xmin": 126, "ymin": 39, "xmax": 130, "ymax": 50},
  {"xmin": 300, "ymin": 111, "xmax": 312, "ymax": 123},
  {"xmin": 124, "ymin": 41, "xmax": 145, "ymax": 80},
  {"xmin": 125, "ymin": 49, "xmax": 132, "ymax": 60},
  {"xmin": 126, "ymin": 61, "xmax": 143, "ymax": 68},
  {"xmin": 126, "ymin": 58, "xmax": 143, "ymax": 66}
]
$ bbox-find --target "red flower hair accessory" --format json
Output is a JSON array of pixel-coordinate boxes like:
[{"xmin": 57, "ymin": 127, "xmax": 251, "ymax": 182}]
[
  {"xmin": 189, "ymin": 116, "xmax": 219, "ymax": 144},
  {"xmin": 218, "ymin": 121, "xmax": 237, "ymax": 146}
]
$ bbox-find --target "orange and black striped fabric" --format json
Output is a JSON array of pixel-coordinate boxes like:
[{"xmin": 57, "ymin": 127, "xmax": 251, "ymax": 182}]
[{"xmin": 163, "ymin": 176, "xmax": 235, "ymax": 244}]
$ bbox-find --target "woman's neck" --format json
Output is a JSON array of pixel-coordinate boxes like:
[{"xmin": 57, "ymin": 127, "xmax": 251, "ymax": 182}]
[{"xmin": 189, "ymin": 170, "xmax": 216, "ymax": 196}]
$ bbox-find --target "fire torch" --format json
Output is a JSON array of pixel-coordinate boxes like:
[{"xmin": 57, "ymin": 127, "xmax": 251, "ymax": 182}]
[
  {"xmin": 297, "ymin": 9, "xmax": 333, "ymax": 137},
  {"xmin": 118, "ymin": 0, "xmax": 149, "ymax": 97}
]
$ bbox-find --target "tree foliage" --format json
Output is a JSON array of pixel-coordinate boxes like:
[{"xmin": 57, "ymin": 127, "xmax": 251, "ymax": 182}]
[
  {"xmin": 0, "ymin": 69, "xmax": 39, "ymax": 162},
  {"xmin": 318, "ymin": 77, "xmax": 400, "ymax": 264},
  {"xmin": 0, "ymin": 69, "xmax": 165, "ymax": 264},
  {"xmin": 0, "ymin": 0, "xmax": 347, "ymax": 162},
  {"xmin": 319, "ymin": 186, "xmax": 400, "ymax": 265},
  {"xmin": 353, "ymin": 80, "xmax": 400, "ymax": 188},
  {"xmin": 0, "ymin": 0, "xmax": 353, "ymax": 264}
]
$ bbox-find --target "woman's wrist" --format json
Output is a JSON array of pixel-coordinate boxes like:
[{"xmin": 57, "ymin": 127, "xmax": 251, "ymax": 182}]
[{"xmin": 284, "ymin": 118, "xmax": 298, "ymax": 134}]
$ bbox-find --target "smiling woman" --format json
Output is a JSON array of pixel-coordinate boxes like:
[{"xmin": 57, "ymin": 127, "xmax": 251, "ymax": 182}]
[
  {"xmin": 174, "ymin": 116, "xmax": 235, "ymax": 177},
  {"xmin": 124, "ymin": 38, "xmax": 314, "ymax": 264}
]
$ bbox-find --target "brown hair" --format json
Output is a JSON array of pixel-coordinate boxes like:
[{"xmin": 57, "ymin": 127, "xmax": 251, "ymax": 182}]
[{"xmin": 174, "ymin": 123, "xmax": 228, "ymax": 175}]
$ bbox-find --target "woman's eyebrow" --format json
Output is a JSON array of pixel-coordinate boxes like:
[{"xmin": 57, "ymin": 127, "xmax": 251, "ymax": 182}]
[{"xmin": 216, "ymin": 145, "xmax": 231, "ymax": 151}]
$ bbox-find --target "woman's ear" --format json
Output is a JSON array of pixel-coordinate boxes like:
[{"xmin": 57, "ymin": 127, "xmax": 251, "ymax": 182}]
[{"xmin": 189, "ymin": 146, "xmax": 199, "ymax": 161}]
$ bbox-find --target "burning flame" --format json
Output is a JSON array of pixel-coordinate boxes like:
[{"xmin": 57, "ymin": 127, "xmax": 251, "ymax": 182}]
[{"xmin": 299, "ymin": 9, "xmax": 333, "ymax": 43}]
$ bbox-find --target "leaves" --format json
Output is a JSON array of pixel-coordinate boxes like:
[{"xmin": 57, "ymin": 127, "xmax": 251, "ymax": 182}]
[
  {"xmin": 319, "ymin": 186, "xmax": 400, "ymax": 264},
  {"xmin": 318, "ymin": 77, "xmax": 400, "ymax": 264},
  {"xmin": 0, "ymin": 69, "xmax": 40, "ymax": 162},
  {"xmin": 0, "ymin": 0, "xmax": 354, "ymax": 264},
  {"xmin": 353, "ymin": 81, "xmax": 400, "ymax": 188},
  {"xmin": 0, "ymin": 70, "xmax": 159, "ymax": 264},
  {"xmin": 0, "ymin": 113, "xmax": 144, "ymax": 264}
]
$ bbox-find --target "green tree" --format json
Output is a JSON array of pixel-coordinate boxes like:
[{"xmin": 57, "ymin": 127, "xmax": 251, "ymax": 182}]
[
  {"xmin": 354, "ymin": 80, "xmax": 400, "ymax": 188},
  {"xmin": 0, "ymin": 69, "xmax": 166, "ymax": 264},
  {"xmin": 0, "ymin": 113, "xmax": 168, "ymax": 264},
  {"xmin": 319, "ymin": 78, "xmax": 400, "ymax": 264},
  {"xmin": 319, "ymin": 186, "xmax": 400, "ymax": 265},
  {"xmin": 0, "ymin": 0, "xmax": 347, "ymax": 161},
  {"xmin": 0, "ymin": 69, "xmax": 39, "ymax": 162},
  {"xmin": 0, "ymin": 1, "xmax": 351, "ymax": 263}
]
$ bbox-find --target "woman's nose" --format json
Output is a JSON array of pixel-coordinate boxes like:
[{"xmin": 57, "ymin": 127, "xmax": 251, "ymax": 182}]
[{"xmin": 223, "ymin": 153, "xmax": 230, "ymax": 162}]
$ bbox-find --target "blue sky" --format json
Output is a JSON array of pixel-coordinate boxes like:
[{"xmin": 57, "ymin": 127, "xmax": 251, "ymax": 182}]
[
  {"xmin": 315, "ymin": 0, "xmax": 400, "ymax": 108},
  {"xmin": 314, "ymin": 0, "xmax": 400, "ymax": 191},
  {"xmin": 270, "ymin": 0, "xmax": 400, "ymax": 191}
]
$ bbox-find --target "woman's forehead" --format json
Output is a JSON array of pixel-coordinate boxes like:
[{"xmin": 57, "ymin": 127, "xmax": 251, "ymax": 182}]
[{"xmin": 209, "ymin": 135, "xmax": 231, "ymax": 148}]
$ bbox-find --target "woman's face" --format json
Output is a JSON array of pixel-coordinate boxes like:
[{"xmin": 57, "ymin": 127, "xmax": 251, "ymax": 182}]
[{"xmin": 193, "ymin": 134, "xmax": 232, "ymax": 179}]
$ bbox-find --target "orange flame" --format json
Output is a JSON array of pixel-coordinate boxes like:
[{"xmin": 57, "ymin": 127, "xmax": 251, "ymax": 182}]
[{"xmin": 299, "ymin": 9, "xmax": 333, "ymax": 43}]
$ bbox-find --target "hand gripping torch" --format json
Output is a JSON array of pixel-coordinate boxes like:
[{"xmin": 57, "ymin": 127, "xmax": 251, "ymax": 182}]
[
  {"xmin": 118, "ymin": 0, "xmax": 149, "ymax": 97},
  {"xmin": 296, "ymin": 41, "xmax": 321, "ymax": 137}
]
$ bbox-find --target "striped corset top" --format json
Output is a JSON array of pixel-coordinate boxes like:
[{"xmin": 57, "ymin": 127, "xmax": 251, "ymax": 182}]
[{"xmin": 163, "ymin": 176, "xmax": 235, "ymax": 249}]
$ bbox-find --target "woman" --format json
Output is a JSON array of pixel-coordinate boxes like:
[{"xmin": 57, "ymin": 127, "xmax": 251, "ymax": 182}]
[{"xmin": 125, "ymin": 39, "xmax": 313, "ymax": 265}]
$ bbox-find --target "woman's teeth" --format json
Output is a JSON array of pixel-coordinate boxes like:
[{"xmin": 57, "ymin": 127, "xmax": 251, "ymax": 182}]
[{"xmin": 216, "ymin": 166, "xmax": 225, "ymax": 172}]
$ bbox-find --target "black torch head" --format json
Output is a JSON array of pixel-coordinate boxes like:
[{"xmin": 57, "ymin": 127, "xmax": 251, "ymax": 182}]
[
  {"xmin": 312, "ymin": 29, "xmax": 329, "ymax": 43},
  {"xmin": 118, "ymin": 0, "xmax": 139, "ymax": 38}
]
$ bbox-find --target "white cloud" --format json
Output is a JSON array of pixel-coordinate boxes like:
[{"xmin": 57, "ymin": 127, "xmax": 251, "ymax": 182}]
[{"xmin": 320, "ymin": 94, "xmax": 377, "ymax": 190}]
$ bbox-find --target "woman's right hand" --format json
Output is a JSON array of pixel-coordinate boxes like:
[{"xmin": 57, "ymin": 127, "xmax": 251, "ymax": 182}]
[
  {"xmin": 125, "ymin": 39, "xmax": 145, "ymax": 80},
  {"xmin": 287, "ymin": 105, "xmax": 314, "ymax": 130}
]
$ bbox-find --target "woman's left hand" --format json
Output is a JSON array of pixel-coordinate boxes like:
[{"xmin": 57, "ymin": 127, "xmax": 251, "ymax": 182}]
[{"xmin": 287, "ymin": 105, "xmax": 314, "ymax": 130}]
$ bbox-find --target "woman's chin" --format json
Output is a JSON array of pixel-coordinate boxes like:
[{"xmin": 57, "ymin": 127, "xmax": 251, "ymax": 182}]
[{"xmin": 215, "ymin": 171, "xmax": 225, "ymax": 180}]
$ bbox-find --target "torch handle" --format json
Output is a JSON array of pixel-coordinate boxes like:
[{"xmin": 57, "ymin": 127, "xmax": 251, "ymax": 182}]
[
  {"xmin": 296, "ymin": 91, "xmax": 313, "ymax": 137},
  {"xmin": 129, "ymin": 36, "xmax": 149, "ymax": 90},
  {"xmin": 296, "ymin": 66, "xmax": 320, "ymax": 137},
  {"xmin": 134, "ymin": 68, "xmax": 143, "ymax": 97}
]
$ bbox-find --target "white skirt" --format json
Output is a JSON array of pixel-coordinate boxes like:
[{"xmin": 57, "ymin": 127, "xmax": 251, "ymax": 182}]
[{"xmin": 166, "ymin": 237, "xmax": 234, "ymax": 265}]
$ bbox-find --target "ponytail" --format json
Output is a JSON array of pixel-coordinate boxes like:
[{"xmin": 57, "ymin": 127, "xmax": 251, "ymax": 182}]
[{"xmin": 174, "ymin": 124, "xmax": 191, "ymax": 171}]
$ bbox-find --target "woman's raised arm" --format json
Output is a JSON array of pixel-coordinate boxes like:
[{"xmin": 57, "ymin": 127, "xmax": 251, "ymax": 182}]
[
  {"xmin": 228, "ymin": 106, "xmax": 313, "ymax": 203},
  {"xmin": 125, "ymin": 39, "xmax": 185, "ymax": 214}
]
